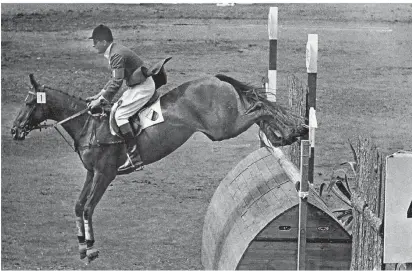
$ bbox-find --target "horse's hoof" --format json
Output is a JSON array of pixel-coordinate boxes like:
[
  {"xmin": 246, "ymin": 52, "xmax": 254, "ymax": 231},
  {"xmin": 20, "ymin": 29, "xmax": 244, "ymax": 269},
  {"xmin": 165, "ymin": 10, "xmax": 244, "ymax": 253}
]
[
  {"xmin": 295, "ymin": 181, "xmax": 300, "ymax": 192},
  {"xmin": 79, "ymin": 251, "xmax": 87, "ymax": 260},
  {"xmin": 79, "ymin": 244, "xmax": 87, "ymax": 259},
  {"xmin": 86, "ymin": 248, "xmax": 99, "ymax": 263}
]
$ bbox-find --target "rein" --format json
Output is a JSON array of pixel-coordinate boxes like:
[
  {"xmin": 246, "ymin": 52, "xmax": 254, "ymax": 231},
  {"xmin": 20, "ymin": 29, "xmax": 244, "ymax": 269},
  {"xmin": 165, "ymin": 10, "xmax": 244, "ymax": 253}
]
[
  {"xmin": 31, "ymin": 108, "xmax": 90, "ymax": 152},
  {"xmin": 33, "ymin": 107, "xmax": 124, "ymax": 151},
  {"xmin": 22, "ymin": 85, "xmax": 125, "ymax": 157},
  {"xmin": 34, "ymin": 108, "xmax": 90, "ymax": 130}
]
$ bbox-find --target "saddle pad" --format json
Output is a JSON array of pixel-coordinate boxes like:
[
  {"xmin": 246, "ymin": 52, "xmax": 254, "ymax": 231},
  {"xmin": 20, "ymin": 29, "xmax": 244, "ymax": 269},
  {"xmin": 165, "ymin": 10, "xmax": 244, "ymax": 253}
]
[
  {"xmin": 139, "ymin": 99, "xmax": 164, "ymax": 129},
  {"xmin": 109, "ymin": 99, "xmax": 164, "ymax": 136}
]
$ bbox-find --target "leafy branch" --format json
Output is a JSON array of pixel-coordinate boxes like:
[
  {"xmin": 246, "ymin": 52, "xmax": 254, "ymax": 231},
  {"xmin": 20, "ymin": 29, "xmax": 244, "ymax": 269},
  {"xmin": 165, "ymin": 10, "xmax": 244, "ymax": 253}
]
[{"xmin": 320, "ymin": 140, "xmax": 358, "ymax": 234}]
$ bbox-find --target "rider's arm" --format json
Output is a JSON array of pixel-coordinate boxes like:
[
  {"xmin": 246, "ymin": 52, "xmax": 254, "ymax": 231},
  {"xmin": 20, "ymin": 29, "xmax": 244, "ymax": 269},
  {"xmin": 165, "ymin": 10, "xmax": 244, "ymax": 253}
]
[{"xmin": 100, "ymin": 53, "xmax": 125, "ymax": 102}]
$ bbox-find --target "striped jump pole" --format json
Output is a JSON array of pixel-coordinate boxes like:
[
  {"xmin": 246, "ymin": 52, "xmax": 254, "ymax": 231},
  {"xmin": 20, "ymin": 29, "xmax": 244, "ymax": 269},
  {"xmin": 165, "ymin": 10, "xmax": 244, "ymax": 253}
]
[
  {"xmin": 306, "ymin": 34, "xmax": 318, "ymax": 184},
  {"xmin": 267, "ymin": 7, "xmax": 278, "ymax": 102},
  {"xmin": 297, "ymin": 139, "xmax": 310, "ymax": 270},
  {"xmin": 297, "ymin": 34, "xmax": 318, "ymax": 270},
  {"xmin": 260, "ymin": 7, "xmax": 278, "ymax": 147}
]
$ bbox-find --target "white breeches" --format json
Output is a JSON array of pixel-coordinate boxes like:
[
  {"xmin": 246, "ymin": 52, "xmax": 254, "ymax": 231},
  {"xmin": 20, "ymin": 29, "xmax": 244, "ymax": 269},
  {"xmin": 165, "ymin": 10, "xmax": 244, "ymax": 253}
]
[{"xmin": 114, "ymin": 77, "xmax": 155, "ymax": 126}]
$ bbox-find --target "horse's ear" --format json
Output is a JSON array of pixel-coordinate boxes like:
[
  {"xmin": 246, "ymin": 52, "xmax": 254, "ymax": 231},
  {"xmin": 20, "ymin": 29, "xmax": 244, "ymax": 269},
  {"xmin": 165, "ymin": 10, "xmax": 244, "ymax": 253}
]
[{"xmin": 29, "ymin": 74, "xmax": 39, "ymax": 91}]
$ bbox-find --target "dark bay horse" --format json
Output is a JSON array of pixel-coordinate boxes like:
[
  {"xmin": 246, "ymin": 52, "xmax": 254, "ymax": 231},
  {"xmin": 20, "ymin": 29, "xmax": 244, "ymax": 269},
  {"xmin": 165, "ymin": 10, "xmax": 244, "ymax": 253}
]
[{"xmin": 11, "ymin": 74, "xmax": 307, "ymax": 263}]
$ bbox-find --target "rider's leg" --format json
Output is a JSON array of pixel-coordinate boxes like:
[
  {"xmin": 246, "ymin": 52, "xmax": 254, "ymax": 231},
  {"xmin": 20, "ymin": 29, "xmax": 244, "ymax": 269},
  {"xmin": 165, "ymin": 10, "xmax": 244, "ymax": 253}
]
[
  {"xmin": 114, "ymin": 77, "xmax": 155, "ymax": 173},
  {"xmin": 117, "ymin": 119, "xmax": 143, "ymax": 173}
]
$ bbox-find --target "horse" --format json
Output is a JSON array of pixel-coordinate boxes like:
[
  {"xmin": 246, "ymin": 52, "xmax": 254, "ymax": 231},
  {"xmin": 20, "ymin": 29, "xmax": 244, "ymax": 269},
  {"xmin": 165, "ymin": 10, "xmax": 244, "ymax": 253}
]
[{"xmin": 11, "ymin": 74, "xmax": 307, "ymax": 263}]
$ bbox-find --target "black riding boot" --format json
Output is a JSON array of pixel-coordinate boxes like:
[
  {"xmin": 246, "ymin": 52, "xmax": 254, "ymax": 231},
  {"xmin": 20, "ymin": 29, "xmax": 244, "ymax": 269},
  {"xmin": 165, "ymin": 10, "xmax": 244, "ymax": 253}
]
[{"xmin": 118, "ymin": 123, "xmax": 143, "ymax": 174}]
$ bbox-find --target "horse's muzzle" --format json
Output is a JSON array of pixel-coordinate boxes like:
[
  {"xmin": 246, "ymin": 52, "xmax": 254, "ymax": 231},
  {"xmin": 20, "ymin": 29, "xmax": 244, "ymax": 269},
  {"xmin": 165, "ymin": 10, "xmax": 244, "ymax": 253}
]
[{"xmin": 11, "ymin": 127, "xmax": 26, "ymax": 140}]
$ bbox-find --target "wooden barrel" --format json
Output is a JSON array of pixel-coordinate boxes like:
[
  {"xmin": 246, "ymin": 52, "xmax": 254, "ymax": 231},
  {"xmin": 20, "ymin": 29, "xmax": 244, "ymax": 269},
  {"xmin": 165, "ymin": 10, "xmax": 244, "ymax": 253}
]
[{"xmin": 201, "ymin": 147, "xmax": 352, "ymax": 270}]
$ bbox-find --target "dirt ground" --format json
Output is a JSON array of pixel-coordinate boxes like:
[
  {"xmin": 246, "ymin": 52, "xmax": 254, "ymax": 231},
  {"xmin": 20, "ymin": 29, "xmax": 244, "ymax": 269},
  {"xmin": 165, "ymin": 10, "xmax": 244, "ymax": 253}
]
[{"xmin": 2, "ymin": 3, "xmax": 412, "ymax": 270}]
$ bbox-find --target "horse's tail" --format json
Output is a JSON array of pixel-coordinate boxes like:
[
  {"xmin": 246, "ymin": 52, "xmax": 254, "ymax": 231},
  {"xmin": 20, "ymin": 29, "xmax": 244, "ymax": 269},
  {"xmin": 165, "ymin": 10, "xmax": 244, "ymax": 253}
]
[
  {"xmin": 214, "ymin": 74, "xmax": 301, "ymax": 121},
  {"xmin": 215, "ymin": 74, "xmax": 253, "ymax": 107},
  {"xmin": 215, "ymin": 74, "xmax": 308, "ymax": 145}
]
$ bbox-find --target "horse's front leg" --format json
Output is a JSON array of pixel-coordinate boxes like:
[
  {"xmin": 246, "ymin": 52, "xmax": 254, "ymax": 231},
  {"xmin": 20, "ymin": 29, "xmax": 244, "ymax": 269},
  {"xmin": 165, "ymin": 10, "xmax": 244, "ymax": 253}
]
[
  {"xmin": 74, "ymin": 170, "xmax": 94, "ymax": 259},
  {"xmin": 83, "ymin": 166, "xmax": 117, "ymax": 263}
]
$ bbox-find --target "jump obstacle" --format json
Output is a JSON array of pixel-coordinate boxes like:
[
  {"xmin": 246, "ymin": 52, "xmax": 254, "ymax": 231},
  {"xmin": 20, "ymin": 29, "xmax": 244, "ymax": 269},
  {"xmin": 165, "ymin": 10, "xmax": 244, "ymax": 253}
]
[
  {"xmin": 201, "ymin": 147, "xmax": 352, "ymax": 270},
  {"xmin": 201, "ymin": 7, "xmax": 352, "ymax": 270}
]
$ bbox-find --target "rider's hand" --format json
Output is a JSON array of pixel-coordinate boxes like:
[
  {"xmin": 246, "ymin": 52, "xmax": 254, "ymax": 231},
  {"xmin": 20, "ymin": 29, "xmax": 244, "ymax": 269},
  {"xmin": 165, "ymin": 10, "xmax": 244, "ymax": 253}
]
[
  {"xmin": 88, "ymin": 97, "xmax": 102, "ymax": 109},
  {"xmin": 85, "ymin": 94, "xmax": 100, "ymax": 102}
]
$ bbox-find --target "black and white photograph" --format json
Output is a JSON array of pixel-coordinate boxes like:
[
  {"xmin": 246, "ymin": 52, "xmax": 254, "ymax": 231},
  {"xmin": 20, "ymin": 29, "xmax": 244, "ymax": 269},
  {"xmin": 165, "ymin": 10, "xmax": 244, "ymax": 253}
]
[{"xmin": 1, "ymin": 2, "xmax": 412, "ymax": 270}]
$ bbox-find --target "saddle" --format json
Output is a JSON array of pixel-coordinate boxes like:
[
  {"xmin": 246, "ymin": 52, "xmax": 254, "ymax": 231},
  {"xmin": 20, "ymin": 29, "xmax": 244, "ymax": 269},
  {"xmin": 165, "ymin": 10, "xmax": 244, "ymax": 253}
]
[{"xmin": 98, "ymin": 89, "xmax": 161, "ymax": 136}]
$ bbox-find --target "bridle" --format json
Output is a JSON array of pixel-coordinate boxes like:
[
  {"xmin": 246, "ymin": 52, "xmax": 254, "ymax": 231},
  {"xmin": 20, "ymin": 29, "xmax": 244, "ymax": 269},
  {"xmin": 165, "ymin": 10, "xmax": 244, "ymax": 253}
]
[
  {"xmin": 15, "ymin": 85, "xmax": 121, "ymax": 152},
  {"xmin": 14, "ymin": 90, "xmax": 48, "ymax": 137},
  {"xmin": 16, "ymin": 88, "xmax": 89, "ymax": 151}
]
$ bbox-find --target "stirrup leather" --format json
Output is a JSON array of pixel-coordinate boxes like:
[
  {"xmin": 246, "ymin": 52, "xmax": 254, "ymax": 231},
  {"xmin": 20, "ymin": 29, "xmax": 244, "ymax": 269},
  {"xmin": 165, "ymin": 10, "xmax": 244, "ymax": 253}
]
[{"xmin": 125, "ymin": 153, "xmax": 136, "ymax": 168}]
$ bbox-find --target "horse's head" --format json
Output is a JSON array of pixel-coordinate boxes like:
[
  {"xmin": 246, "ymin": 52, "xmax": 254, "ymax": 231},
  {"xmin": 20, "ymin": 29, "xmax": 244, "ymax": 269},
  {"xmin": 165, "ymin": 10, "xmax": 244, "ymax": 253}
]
[{"xmin": 11, "ymin": 74, "xmax": 49, "ymax": 140}]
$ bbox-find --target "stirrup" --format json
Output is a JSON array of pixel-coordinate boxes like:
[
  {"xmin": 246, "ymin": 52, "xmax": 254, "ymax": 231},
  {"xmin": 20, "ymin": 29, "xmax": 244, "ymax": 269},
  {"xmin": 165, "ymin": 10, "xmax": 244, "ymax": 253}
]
[
  {"xmin": 126, "ymin": 154, "xmax": 144, "ymax": 171},
  {"xmin": 118, "ymin": 154, "xmax": 143, "ymax": 174}
]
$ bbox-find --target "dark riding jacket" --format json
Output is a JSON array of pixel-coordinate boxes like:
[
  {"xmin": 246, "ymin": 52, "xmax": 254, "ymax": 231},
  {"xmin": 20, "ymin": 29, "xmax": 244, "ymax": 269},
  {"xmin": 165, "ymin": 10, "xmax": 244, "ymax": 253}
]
[{"xmin": 101, "ymin": 43, "xmax": 144, "ymax": 102}]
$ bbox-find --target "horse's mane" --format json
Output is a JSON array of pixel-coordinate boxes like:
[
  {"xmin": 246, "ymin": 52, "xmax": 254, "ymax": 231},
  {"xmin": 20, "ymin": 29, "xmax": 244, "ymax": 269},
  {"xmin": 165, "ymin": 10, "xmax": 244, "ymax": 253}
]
[{"xmin": 43, "ymin": 85, "xmax": 87, "ymax": 104}]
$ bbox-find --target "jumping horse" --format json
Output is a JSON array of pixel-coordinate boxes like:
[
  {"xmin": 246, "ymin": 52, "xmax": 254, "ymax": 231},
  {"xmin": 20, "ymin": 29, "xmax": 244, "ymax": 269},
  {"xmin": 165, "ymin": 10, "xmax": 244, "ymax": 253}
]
[{"xmin": 11, "ymin": 74, "xmax": 307, "ymax": 263}]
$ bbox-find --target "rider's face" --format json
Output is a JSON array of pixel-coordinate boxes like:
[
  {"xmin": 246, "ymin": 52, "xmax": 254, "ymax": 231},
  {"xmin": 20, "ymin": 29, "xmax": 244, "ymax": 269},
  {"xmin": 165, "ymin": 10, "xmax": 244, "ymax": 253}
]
[{"xmin": 93, "ymin": 39, "xmax": 108, "ymax": 54}]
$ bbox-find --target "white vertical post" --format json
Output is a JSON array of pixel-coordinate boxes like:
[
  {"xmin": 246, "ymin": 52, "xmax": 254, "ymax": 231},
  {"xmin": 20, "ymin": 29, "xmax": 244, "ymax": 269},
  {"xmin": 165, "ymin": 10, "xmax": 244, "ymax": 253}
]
[
  {"xmin": 297, "ymin": 140, "xmax": 310, "ymax": 270},
  {"xmin": 267, "ymin": 7, "xmax": 278, "ymax": 102},
  {"xmin": 306, "ymin": 34, "xmax": 318, "ymax": 74}
]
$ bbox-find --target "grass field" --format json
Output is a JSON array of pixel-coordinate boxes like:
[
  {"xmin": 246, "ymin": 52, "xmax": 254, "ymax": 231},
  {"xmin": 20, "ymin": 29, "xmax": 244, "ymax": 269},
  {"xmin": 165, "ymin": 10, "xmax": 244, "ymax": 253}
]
[{"xmin": 2, "ymin": 3, "xmax": 412, "ymax": 269}]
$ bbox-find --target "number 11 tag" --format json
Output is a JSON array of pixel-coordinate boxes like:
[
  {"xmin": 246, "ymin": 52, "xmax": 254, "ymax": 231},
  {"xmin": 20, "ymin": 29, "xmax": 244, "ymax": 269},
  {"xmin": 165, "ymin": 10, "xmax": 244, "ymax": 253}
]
[{"xmin": 36, "ymin": 92, "xmax": 46, "ymax": 104}]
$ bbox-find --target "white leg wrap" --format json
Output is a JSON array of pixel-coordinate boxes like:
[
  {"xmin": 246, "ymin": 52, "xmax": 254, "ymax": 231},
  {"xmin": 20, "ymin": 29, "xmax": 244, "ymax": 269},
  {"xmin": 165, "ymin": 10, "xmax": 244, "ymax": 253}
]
[
  {"xmin": 84, "ymin": 219, "xmax": 93, "ymax": 241},
  {"xmin": 75, "ymin": 217, "xmax": 84, "ymax": 237}
]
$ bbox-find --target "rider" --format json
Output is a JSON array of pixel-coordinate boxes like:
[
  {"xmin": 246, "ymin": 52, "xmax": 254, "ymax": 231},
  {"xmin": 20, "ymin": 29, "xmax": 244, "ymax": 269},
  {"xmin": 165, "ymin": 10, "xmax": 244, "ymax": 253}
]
[{"xmin": 87, "ymin": 24, "xmax": 155, "ymax": 173}]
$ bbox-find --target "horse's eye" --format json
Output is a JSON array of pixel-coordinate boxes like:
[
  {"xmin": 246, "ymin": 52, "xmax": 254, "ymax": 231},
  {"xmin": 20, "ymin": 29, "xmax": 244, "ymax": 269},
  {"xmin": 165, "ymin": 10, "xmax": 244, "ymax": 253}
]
[{"xmin": 25, "ymin": 100, "xmax": 36, "ymax": 106}]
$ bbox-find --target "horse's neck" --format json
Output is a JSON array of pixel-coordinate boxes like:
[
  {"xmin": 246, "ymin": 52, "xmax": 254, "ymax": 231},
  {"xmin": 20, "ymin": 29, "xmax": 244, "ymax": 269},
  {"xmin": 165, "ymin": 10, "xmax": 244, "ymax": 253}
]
[{"xmin": 47, "ymin": 89, "xmax": 87, "ymax": 140}]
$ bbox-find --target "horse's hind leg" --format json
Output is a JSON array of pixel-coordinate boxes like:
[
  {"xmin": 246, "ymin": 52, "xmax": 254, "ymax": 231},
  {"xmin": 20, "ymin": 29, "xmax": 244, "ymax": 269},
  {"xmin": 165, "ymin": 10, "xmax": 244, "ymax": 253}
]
[
  {"xmin": 74, "ymin": 170, "xmax": 94, "ymax": 259},
  {"xmin": 230, "ymin": 109, "xmax": 270, "ymax": 139},
  {"xmin": 242, "ymin": 105, "xmax": 301, "ymax": 146},
  {"xmin": 202, "ymin": 108, "xmax": 268, "ymax": 141},
  {"xmin": 83, "ymin": 167, "xmax": 116, "ymax": 263}
]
